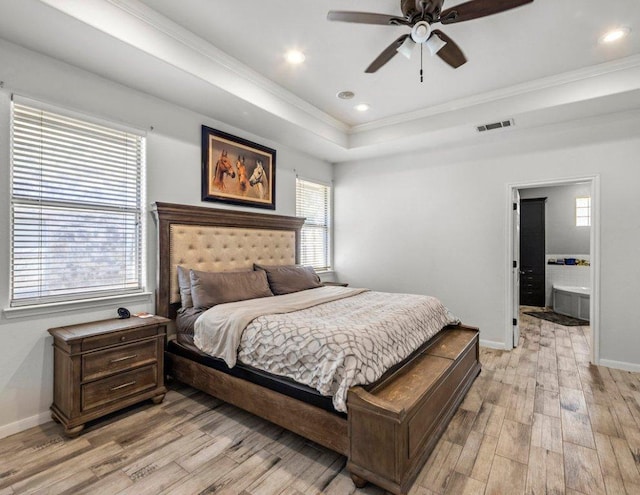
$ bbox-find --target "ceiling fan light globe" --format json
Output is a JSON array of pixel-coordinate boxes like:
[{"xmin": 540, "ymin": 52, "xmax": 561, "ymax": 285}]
[
  {"xmin": 411, "ymin": 21, "xmax": 432, "ymax": 44},
  {"xmin": 396, "ymin": 36, "xmax": 416, "ymax": 59},
  {"xmin": 426, "ymin": 34, "xmax": 447, "ymax": 56}
]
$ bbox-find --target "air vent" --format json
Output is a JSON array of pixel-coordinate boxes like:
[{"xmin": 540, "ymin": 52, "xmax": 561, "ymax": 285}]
[{"xmin": 476, "ymin": 119, "xmax": 514, "ymax": 133}]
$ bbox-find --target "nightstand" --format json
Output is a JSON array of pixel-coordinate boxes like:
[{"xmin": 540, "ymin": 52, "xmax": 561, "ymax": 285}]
[{"xmin": 48, "ymin": 315, "xmax": 169, "ymax": 437}]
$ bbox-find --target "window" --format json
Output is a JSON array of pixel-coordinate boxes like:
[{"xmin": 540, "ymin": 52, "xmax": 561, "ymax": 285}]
[
  {"xmin": 10, "ymin": 97, "xmax": 145, "ymax": 307},
  {"xmin": 296, "ymin": 178, "xmax": 331, "ymax": 271},
  {"xmin": 576, "ymin": 197, "xmax": 591, "ymax": 227}
]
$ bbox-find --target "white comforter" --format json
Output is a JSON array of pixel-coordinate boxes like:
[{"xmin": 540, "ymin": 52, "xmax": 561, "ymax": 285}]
[{"xmin": 194, "ymin": 286, "xmax": 459, "ymax": 412}]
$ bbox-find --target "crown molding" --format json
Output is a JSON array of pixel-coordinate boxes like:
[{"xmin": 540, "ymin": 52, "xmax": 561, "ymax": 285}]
[
  {"xmin": 350, "ymin": 54, "xmax": 640, "ymax": 135},
  {"xmin": 108, "ymin": 0, "xmax": 349, "ymax": 132},
  {"xmin": 40, "ymin": 0, "xmax": 349, "ymax": 137}
]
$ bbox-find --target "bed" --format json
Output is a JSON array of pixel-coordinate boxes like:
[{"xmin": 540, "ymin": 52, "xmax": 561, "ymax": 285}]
[{"xmin": 153, "ymin": 202, "xmax": 481, "ymax": 495}]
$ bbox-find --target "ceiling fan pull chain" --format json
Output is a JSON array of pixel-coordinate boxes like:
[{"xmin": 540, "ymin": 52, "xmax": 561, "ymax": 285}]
[{"xmin": 420, "ymin": 42, "xmax": 424, "ymax": 82}]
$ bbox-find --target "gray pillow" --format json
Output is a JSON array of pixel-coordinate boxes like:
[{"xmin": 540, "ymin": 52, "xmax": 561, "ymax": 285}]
[
  {"xmin": 254, "ymin": 264, "xmax": 322, "ymax": 295},
  {"xmin": 176, "ymin": 265, "xmax": 193, "ymax": 309},
  {"xmin": 189, "ymin": 269, "xmax": 273, "ymax": 310}
]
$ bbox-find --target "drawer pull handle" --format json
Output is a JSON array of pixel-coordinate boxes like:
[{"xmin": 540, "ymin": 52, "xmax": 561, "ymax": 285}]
[
  {"xmin": 110, "ymin": 381, "xmax": 136, "ymax": 391},
  {"xmin": 110, "ymin": 354, "xmax": 138, "ymax": 364}
]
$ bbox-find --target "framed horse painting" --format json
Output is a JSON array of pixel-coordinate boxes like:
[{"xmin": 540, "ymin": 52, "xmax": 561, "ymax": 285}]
[{"xmin": 201, "ymin": 126, "xmax": 276, "ymax": 210}]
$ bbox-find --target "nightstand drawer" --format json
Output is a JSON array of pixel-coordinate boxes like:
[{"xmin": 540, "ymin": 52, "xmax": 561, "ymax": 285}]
[
  {"xmin": 82, "ymin": 340, "xmax": 158, "ymax": 381},
  {"xmin": 82, "ymin": 364, "xmax": 158, "ymax": 411},
  {"xmin": 81, "ymin": 325, "xmax": 159, "ymax": 351}
]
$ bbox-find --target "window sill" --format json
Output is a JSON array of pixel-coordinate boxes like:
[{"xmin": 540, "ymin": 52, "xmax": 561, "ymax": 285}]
[{"xmin": 3, "ymin": 292, "xmax": 153, "ymax": 320}]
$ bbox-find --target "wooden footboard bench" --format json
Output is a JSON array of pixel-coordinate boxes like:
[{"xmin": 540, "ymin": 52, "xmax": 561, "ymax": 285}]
[{"xmin": 348, "ymin": 325, "xmax": 480, "ymax": 494}]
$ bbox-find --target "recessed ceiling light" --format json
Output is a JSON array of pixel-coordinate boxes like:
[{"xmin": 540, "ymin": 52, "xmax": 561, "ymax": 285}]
[
  {"xmin": 354, "ymin": 103, "xmax": 370, "ymax": 112},
  {"xmin": 285, "ymin": 50, "xmax": 305, "ymax": 64},
  {"xmin": 337, "ymin": 91, "xmax": 355, "ymax": 100},
  {"xmin": 600, "ymin": 27, "xmax": 630, "ymax": 44}
]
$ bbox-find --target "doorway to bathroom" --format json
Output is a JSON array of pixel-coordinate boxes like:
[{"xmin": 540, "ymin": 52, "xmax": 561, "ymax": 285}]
[{"xmin": 507, "ymin": 176, "xmax": 599, "ymax": 364}]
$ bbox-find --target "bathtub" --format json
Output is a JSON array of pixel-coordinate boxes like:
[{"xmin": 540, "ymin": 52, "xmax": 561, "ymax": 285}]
[{"xmin": 552, "ymin": 285, "xmax": 590, "ymax": 321}]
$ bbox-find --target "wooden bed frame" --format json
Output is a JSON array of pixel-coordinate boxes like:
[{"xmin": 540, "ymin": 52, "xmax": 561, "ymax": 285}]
[{"xmin": 153, "ymin": 202, "xmax": 481, "ymax": 495}]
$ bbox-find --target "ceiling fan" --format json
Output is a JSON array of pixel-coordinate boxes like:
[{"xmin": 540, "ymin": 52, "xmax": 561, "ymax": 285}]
[{"xmin": 327, "ymin": 0, "xmax": 534, "ymax": 77}]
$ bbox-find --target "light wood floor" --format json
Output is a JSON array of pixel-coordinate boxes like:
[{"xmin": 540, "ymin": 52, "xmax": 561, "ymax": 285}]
[{"xmin": 1, "ymin": 312, "xmax": 640, "ymax": 495}]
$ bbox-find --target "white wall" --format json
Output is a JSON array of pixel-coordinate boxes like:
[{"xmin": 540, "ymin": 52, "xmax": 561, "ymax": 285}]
[
  {"xmin": 520, "ymin": 184, "xmax": 591, "ymax": 255},
  {"xmin": 0, "ymin": 40, "xmax": 332, "ymax": 437},
  {"xmin": 334, "ymin": 112, "xmax": 640, "ymax": 368}
]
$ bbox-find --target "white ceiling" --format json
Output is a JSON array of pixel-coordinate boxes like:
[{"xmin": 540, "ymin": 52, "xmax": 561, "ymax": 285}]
[{"xmin": 0, "ymin": 0, "xmax": 639, "ymax": 162}]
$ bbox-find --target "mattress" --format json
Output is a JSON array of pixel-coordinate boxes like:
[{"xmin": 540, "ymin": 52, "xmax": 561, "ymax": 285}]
[{"xmin": 167, "ymin": 336, "xmax": 340, "ymax": 415}]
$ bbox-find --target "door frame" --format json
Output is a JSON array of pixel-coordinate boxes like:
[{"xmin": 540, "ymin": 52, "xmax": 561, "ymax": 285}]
[{"xmin": 505, "ymin": 175, "xmax": 600, "ymax": 364}]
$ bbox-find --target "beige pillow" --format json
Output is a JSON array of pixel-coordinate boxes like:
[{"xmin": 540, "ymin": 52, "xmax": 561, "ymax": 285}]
[
  {"xmin": 254, "ymin": 264, "xmax": 322, "ymax": 295},
  {"xmin": 189, "ymin": 269, "xmax": 273, "ymax": 310},
  {"xmin": 176, "ymin": 265, "xmax": 193, "ymax": 309}
]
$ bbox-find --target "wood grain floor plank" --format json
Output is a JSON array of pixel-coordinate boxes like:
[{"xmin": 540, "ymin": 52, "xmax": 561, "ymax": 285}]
[
  {"xmin": 115, "ymin": 461, "xmax": 189, "ymax": 495},
  {"xmin": 537, "ymin": 371, "xmax": 560, "ymax": 393},
  {"xmin": 445, "ymin": 409, "xmax": 477, "ymax": 446},
  {"xmin": 442, "ymin": 471, "xmax": 486, "ymax": 495},
  {"xmin": 594, "ymin": 432, "xmax": 628, "ymax": 495},
  {"xmin": 454, "ymin": 430, "xmax": 483, "ymax": 476},
  {"xmin": 471, "ymin": 402, "xmax": 505, "ymax": 438},
  {"xmin": 29, "ymin": 468, "xmax": 96, "ymax": 495},
  {"xmin": 495, "ymin": 419, "xmax": 531, "ymax": 465},
  {"xmin": 0, "ymin": 438, "xmax": 93, "ymax": 489},
  {"xmin": 531, "ymin": 412, "xmax": 563, "ymax": 454},
  {"xmin": 564, "ymin": 441, "xmax": 606, "ymax": 494},
  {"xmin": 90, "ymin": 429, "xmax": 184, "ymax": 478},
  {"xmin": 559, "ymin": 368, "xmax": 583, "ymax": 390},
  {"xmin": 610, "ymin": 436, "xmax": 640, "ymax": 487},
  {"xmin": 587, "ymin": 401, "xmax": 625, "ymax": 438},
  {"xmin": 10, "ymin": 442, "xmax": 122, "ymax": 494},
  {"xmin": 70, "ymin": 470, "xmax": 133, "ymax": 495},
  {"xmin": 121, "ymin": 430, "xmax": 210, "ymax": 479},
  {"xmin": 562, "ymin": 409, "xmax": 596, "ymax": 449},
  {"xmin": 244, "ymin": 442, "xmax": 329, "ymax": 495},
  {"xmin": 157, "ymin": 453, "xmax": 239, "ymax": 495},
  {"xmin": 560, "ymin": 386, "xmax": 589, "ymax": 415},
  {"xmin": 417, "ymin": 439, "xmax": 463, "ymax": 494},
  {"xmin": 534, "ymin": 388, "xmax": 561, "ymax": 418},
  {"xmin": 287, "ymin": 446, "xmax": 343, "ymax": 494},
  {"xmin": 469, "ymin": 434, "xmax": 499, "ymax": 483},
  {"xmin": 526, "ymin": 446, "xmax": 564, "ymax": 495},
  {"xmin": 173, "ymin": 432, "xmax": 239, "ymax": 474},
  {"xmin": 505, "ymin": 375, "xmax": 536, "ymax": 425},
  {"xmin": 484, "ymin": 455, "xmax": 527, "ymax": 495},
  {"xmin": 189, "ymin": 449, "xmax": 281, "ymax": 495}
]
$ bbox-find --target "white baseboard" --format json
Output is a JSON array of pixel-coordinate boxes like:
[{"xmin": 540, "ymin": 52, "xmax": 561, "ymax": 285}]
[
  {"xmin": 598, "ymin": 358, "xmax": 640, "ymax": 373},
  {"xmin": 0, "ymin": 410, "xmax": 51, "ymax": 440},
  {"xmin": 480, "ymin": 339, "xmax": 508, "ymax": 350}
]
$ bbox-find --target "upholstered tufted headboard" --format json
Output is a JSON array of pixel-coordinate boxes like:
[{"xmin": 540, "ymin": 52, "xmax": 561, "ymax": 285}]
[{"xmin": 153, "ymin": 202, "xmax": 304, "ymax": 320}]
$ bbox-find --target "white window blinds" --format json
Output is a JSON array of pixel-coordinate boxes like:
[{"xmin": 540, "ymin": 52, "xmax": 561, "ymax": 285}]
[
  {"xmin": 10, "ymin": 98, "xmax": 145, "ymax": 307},
  {"xmin": 296, "ymin": 178, "xmax": 331, "ymax": 271}
]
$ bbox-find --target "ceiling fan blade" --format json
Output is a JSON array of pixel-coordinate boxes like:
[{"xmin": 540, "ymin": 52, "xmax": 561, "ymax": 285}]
[
  {"xmin": 365, "ymin": 34, "xmax": 410, "ymax": 73},
  {"xmin": 327, "ymin": 11, "xmax": 397, "ymax": 25},
  {"xmin": 401, "ymin": 0, "xmax": 417, "ymax": 16},
  {"xmin": 440, "ymin": 0, "xmax": 533, "ymax": 24},
  {"xmin": 431, "ymin": 30, "xmax": 467, "ymax": 68}
]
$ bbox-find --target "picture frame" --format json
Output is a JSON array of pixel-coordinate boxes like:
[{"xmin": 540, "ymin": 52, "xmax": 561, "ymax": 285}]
[{"xmin": 201, "ymin": 126, "xmax": 276, "ymax": 210}]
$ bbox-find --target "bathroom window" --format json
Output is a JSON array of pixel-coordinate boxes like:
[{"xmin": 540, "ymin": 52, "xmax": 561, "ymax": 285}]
[{"xmin": 576, "ymin": 197, "xmax": 591, "ymax": 227}]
